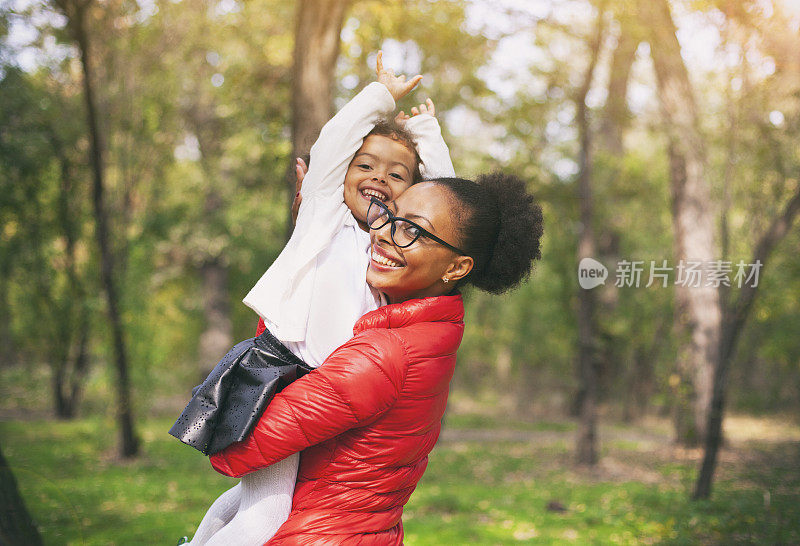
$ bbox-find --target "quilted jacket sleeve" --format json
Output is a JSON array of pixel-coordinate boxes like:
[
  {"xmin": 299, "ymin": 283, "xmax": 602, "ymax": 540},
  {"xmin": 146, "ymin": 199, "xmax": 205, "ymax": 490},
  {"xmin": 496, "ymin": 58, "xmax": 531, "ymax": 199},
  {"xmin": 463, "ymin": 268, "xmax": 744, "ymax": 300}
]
[{"xmin": 210, "ymin": 330, "xmax": 407, "ymax": 478}]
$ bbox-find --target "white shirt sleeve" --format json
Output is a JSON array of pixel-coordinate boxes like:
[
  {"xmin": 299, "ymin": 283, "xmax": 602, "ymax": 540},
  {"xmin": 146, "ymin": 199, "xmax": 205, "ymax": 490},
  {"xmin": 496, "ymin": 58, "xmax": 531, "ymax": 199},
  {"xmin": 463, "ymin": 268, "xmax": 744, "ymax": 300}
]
[
  {"xmin": 298, "ymin": 82, "xmax": 396, "ymax": 199},
  {"xmin": 243, "ymin": 82, "xmax": 395, "ymax": 343},
  {"xmin": 403, "ymin": 114, "xmax": 455, "ymax": 179}
]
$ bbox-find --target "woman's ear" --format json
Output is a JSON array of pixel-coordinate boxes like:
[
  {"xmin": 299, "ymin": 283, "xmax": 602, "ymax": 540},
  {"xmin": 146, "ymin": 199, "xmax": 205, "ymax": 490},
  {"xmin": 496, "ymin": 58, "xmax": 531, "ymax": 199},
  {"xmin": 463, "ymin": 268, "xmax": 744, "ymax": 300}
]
[{"xmin": 444, "ymin": 255, "xmax": 474, "ymax": 283}]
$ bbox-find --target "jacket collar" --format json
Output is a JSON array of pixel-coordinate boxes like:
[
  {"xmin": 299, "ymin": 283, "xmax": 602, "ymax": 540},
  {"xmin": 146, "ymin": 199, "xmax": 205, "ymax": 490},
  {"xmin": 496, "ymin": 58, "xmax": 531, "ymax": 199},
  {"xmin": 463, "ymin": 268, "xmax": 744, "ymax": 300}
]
[{"xmin": 354, "ymin": 293, "xmax": 464, "ymax": 334}]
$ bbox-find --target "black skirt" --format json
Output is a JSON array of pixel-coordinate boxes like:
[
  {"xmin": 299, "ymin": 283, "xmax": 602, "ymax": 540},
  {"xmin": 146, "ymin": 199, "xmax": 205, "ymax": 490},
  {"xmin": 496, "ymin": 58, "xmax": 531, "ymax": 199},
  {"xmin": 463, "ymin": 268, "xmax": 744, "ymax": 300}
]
[{"xmin": 169, "ymin": 326, "xmax": 313, "ymax": 456}]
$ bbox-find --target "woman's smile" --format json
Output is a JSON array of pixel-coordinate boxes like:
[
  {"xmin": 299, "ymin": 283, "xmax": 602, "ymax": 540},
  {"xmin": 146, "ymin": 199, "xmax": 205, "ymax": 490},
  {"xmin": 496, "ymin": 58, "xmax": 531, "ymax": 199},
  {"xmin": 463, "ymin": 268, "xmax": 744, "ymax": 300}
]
[
  {"xmin": 369, "ymin": 243, "xmax": 406, "ymax": 270},
  {"xmin": 366, "ymin": 183, "xmax": 473, "ymax": 304}
]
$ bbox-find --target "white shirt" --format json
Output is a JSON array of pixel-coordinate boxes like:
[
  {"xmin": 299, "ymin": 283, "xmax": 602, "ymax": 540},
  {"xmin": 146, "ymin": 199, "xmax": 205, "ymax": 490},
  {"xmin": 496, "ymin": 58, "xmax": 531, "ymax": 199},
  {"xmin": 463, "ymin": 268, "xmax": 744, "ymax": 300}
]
[{"xmin": 243, "ymin": 82, "xmax": 455, "ymax": 367}]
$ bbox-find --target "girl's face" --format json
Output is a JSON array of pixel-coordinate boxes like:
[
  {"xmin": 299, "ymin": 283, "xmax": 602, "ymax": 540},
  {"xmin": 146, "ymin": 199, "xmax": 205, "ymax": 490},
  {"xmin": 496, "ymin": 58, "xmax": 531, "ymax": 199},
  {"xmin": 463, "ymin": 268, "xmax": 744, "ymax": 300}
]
[
  {"xmin": 366, "ymin": 182, "xmax": 473, "ymax": 304},
  {"xmin": 343, "ymin": 135, "xmax": 417, "ymax": 229}
]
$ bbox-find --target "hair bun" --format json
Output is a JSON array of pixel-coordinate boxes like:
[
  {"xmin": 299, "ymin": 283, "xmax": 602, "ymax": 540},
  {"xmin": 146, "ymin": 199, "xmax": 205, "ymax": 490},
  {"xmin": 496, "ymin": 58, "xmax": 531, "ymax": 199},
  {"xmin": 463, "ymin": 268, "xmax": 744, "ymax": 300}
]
[{"xmin": 468, "ymin": 172, "xmax": 543, "ymax": 294}]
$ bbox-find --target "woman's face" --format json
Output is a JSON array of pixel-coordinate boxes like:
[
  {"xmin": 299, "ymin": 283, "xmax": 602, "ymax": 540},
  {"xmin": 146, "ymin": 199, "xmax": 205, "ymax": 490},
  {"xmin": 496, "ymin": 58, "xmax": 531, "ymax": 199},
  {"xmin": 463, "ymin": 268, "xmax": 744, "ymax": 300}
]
[{"xmin": 366, "ymin": 182, "xmax": 473, "ymax": 304}]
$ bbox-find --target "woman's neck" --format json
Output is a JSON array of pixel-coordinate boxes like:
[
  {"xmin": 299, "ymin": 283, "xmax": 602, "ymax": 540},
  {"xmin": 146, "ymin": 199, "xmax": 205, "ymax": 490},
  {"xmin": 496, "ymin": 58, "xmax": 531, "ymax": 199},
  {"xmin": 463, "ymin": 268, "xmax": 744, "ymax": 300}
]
[{"xmin": 381, "ymin": 286, "xmax": 452, "ymax": 306}]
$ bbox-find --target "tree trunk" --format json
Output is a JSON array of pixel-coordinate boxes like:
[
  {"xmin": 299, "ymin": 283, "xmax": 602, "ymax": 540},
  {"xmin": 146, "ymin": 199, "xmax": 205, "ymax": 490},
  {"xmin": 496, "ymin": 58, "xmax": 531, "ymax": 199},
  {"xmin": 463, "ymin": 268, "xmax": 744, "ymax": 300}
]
[
  {"xmin": 0, "ymin": 444, "xmax": 43, "ymax": 545},
  {"xmin": 0, "ymin": 272, "xmax": 15, "ymax": 367},
  {"xmin": 599, "ymin": 28, "xmax": 638, "ymax": 154},
  {"xmin": 575, "ymin": 6, "xmax": 606, "ymax": 466},
  {"xmin": 182, "ymin": 58, "xmax": 235, "ymax": 378},
  {"xmin": 597, "ymin": 20, "xmax": 640, "ymax": 420},
  {"xmin": 623, "ymin": 312, "xmax": 670, "ymax": 421},
  {"xmin": 286, "ymin": 0, "xmax": 350, "ymax": 239},
  {"xmin": 198, "ymin": 259, "xmax": 233, "ymax": 376},
  {"xmin": 59, "ymin": 0, "xmax": 139, "ymax": 457},
  {"xmin": 191, "ymin": 113, "xmax": 234, "ymax": 375},
  {"xmin": 639, "ymin": 0, "xmax": 722, "ymax": 447},
  {"xmin": 694, "ymin": 184, "xmax": 800, "ymax": 499},
  {"xmin": 50, "ymin": 129, "xmax": 91, "ymax": 419},
  {"xmin": 53, "ymin": 328, "xmax": 89, "ymax": 419}
]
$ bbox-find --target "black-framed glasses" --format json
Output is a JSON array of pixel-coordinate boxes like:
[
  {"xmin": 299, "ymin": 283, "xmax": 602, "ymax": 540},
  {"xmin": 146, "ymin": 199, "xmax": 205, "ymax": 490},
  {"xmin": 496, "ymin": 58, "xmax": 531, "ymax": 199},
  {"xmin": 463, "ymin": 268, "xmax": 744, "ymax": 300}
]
[{"xmin": 366, "ymin": 196, "xmax": 467, "ymax": 255}]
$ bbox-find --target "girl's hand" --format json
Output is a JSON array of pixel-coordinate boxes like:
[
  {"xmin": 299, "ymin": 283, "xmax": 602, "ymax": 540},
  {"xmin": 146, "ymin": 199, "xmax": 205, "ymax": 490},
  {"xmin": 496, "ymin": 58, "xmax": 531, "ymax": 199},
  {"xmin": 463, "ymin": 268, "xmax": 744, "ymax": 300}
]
[
  {"xmin": 410, "ymin": 98, "xmax": 435, "ymax": 118},
  {"xmin": 395, "ymin": 99, "xmax": 436, "ymax": 124},
  {"xmin": 376, "ymin": 50, "xmax": 422, "ymax": 102},
  {"xmin": 291, "ymin": 157, "xmax": 307, "ymax": 226}
]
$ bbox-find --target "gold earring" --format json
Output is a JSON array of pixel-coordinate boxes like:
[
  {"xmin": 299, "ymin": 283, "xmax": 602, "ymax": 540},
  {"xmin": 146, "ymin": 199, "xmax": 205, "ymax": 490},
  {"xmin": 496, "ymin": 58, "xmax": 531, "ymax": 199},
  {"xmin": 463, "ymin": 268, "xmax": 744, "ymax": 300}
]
[{"xmin": 442, "ymin": 277, "xmax": 449, "ymax": 283}]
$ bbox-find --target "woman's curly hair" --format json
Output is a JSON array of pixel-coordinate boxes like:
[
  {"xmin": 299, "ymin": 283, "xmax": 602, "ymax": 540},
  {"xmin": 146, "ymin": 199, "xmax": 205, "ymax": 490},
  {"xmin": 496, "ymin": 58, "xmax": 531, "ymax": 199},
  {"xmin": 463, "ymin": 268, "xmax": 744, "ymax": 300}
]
[{"xmin": 433, "ymin": 173, "xmax": 544, "ymax": 294}]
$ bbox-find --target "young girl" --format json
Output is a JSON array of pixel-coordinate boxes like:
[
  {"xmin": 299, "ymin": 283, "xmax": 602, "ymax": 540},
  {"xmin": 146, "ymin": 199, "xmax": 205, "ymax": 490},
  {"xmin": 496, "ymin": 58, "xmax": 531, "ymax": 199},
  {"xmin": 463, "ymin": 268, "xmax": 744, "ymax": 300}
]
[{"xmin": 182, "ymin": 52, "xmax": 455, "ymax": 545}]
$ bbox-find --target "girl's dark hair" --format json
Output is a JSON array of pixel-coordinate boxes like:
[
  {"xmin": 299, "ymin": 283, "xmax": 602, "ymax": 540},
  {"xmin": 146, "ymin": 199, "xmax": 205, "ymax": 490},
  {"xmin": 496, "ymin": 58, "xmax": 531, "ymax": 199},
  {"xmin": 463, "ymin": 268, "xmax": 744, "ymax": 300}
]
[
  {"xmin": 433, "ymin": 173, "xmax": 543, "ymax": 294},
  {"xmin": 298, "ymin": 119, "xmax": 421, "ymax": 182},
  {"xmin": 366, "ymin": 118, "xmax": 423, "ymax": 182}
]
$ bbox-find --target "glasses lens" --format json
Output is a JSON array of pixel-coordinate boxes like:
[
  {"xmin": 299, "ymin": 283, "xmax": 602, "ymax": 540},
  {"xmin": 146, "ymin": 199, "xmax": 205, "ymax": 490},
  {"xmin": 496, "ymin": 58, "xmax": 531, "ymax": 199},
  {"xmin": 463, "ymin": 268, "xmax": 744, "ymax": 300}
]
[
  {"xmin": 391, "ymin": 219, "xmax": 421, "ymax": 247},
  {"xmin": 367, "ymin": 199, "xmax": 390, "ymax": 229}
]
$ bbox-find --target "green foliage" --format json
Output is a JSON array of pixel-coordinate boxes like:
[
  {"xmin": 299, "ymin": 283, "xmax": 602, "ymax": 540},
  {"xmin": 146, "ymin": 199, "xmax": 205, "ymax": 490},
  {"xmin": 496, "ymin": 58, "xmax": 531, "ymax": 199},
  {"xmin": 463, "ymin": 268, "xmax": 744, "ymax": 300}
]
[
  {"xmin": 2, "ymin": 414, "xmax": 798, "ymax": 544},
  {"xmin": 0, "ymin": 63, "xmax": 99, "ymax": 403}
]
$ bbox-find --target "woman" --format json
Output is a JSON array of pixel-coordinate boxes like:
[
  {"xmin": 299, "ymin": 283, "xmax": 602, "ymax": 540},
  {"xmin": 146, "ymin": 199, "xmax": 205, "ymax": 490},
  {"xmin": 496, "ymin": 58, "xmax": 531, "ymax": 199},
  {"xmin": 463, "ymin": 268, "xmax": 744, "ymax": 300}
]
[{"xmin": 210, "ymin": 173, "xmax": 543, "ymax": 543}]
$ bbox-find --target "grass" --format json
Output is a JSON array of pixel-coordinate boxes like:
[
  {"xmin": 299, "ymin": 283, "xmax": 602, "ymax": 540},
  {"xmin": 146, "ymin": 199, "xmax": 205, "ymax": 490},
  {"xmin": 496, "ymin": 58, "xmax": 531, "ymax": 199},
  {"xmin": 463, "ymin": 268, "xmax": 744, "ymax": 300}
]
[{"xmin": 2, "ymin": 414, "xmax": 798, "ymax": 544}]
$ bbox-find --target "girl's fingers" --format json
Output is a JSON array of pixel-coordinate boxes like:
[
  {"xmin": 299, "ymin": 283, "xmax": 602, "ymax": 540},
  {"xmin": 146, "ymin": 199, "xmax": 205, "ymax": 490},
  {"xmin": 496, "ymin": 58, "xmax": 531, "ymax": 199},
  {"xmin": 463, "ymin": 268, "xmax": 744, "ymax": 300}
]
[
  {"xmin": 291, "ymin": 192, "xmax": 302, "ymax": 226},
  {"xmin": 295, "ymin": 157, "xmax": 307, "ymax": 190},
  {"xmin": 398, "ymin": 76, "xmax": 421, "ymax": 97},
  {"xmin": 376, "ymin": 52, "xmax": 422, "ymax": 100},
  {"xmin": 411, "ymin": 107, "xmax": 420, "ymax": 116},
  {"xmin": 414, "ymin": 99, "xmax": 434, "ymax": 117},
  {"xmin": 408, "ymin": 74, "xmax": 423, "ymax": 90}
]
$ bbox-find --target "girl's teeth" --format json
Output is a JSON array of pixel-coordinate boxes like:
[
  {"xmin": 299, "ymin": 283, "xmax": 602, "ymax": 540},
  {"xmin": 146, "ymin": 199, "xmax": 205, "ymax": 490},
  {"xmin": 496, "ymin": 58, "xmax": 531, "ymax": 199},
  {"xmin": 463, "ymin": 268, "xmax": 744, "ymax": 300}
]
[
  {"xmin": 362, "ymin": 189, "xmax": 387, "ymax": 200},
  {"xmin": 372, "ymin": 251, "xmax": 402, "ymax": 268}
]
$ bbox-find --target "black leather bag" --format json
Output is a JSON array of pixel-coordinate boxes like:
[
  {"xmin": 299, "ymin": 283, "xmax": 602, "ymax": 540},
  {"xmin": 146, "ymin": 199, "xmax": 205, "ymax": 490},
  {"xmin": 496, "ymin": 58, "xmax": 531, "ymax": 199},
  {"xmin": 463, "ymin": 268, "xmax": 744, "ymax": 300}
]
[{"xmin": 169, "ymin": 327, "xmax": 313, "ymax": 456}]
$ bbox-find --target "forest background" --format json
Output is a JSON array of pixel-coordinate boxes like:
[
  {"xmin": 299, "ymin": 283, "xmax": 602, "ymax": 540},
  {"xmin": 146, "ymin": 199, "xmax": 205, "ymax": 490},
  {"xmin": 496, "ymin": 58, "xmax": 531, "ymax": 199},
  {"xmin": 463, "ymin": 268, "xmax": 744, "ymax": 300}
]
[{"xmin": 1, "ymin": 0, "xmax": 799, "ymax": 543}]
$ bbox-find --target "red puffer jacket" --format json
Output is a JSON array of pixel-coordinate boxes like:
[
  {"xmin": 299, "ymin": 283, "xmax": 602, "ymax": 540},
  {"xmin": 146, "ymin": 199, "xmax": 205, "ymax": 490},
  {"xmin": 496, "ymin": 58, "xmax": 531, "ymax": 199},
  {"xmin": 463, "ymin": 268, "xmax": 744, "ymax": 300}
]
[{"xmin": 210, "ymin": 293, "xmax": 464, "ymax": 544}]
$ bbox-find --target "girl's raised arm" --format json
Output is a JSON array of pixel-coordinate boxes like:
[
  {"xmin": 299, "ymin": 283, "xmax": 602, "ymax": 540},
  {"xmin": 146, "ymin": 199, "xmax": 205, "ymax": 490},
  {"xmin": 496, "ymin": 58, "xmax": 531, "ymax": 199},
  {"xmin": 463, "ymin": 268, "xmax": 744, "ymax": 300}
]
[
  {"xmin": 296, "ymin": 51, "xmax": 421, "ymax": 201},
  {"xmin": 399, "ymin": 98, "xmax": 456, "ymax": 179}
]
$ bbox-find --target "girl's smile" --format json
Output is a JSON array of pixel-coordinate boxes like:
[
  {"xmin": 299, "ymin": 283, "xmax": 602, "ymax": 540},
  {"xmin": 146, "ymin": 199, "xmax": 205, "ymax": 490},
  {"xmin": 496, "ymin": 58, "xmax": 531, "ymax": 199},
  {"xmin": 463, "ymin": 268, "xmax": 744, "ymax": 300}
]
[{"xmin": 343, "ymin": 134, "xmax": 417, "ymax": 229}]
